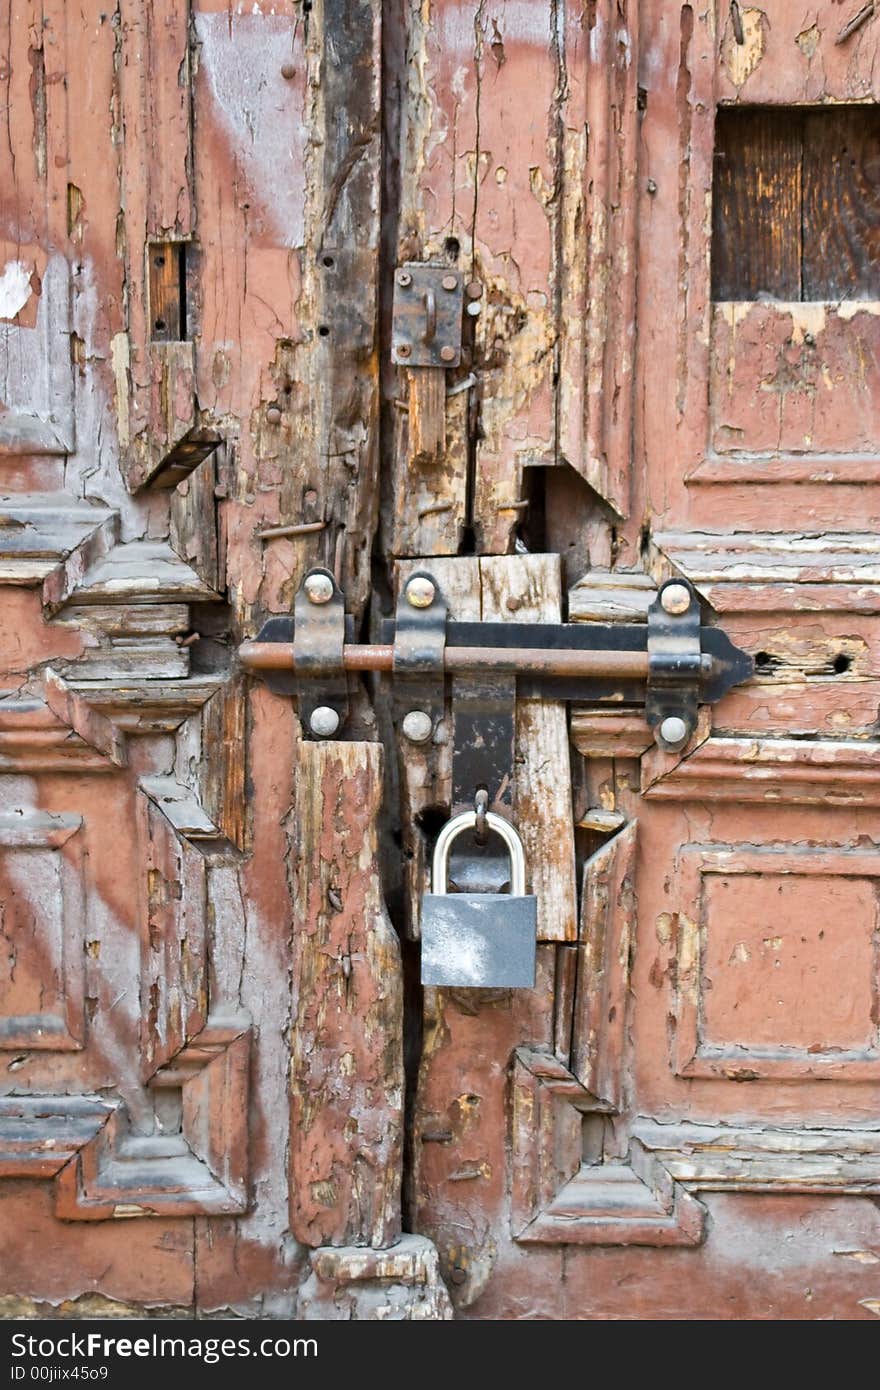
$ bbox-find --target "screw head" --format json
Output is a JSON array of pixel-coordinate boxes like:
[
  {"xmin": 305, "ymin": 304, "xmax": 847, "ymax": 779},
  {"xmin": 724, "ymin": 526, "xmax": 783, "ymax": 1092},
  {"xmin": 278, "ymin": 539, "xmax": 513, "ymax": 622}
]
[
  {"xmin": 396, "ymin": 270, "xmax": 412, "ymax": 287},
  {"xmin": 281, "ymin": 61, "xmax": 296, "ymax": 80},
  {"xmin": 439, "ymin": 344, "xmax": 456, "ymax": 363},
  {"xmin": 266, "ymin": 405, "xmax": 282, "ymax": 425},
  {"xmin": 406, "ymin": 576, "xmax": 436, "ymax": 609},
  {"xmin": 660, "ymin": 582, "xmax": 691, "ymax": 616},
  {"xmin": 396, "ymin": 342, "xmax": 411, "ymax": 358},
  {"xmin": 402, "ymin": 710, "xmax": 433, "ymax": 744},
  {"xmin": 441, "ymin": 274, "xmax": 458, "ymax": 291},
  {"xmin": 310, "ymin": 706, "xmax": 340, "ymax": 739},
  {"xmin": 304, "ymin": 572, "xmax": 334, "ymax": 605},
  {"xmin": 659, "ymin": 716, "xmax": 688, "ymax": 747}
]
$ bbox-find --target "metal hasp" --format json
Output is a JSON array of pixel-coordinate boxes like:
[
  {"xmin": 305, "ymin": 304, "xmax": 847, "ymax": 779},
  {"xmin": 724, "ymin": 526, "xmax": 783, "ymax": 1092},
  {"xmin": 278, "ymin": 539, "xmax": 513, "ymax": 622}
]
[
  {"xmin": 239, "ymin": 568, "xmax": 754, "ymax": 748},
  {"xmin": 421, "ymin": 810, "xmax": 538, "ymax": 989},
  {"xmin": 391, "ymin": 264, "xmax": 464, "ymax": 368}
]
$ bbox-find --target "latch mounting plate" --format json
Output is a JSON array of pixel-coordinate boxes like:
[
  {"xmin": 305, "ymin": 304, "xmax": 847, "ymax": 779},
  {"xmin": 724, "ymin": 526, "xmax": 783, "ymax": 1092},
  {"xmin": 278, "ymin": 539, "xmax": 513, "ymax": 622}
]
[{"xmin": 391, "ymin": 263, "xmax": 464, "ymax": 368}]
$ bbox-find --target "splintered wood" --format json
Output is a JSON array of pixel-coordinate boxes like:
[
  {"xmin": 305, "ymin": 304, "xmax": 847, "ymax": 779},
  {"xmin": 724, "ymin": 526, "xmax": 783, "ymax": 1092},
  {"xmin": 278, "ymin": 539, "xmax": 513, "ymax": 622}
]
[{"xmin": 289, "ymin": 740, "xmax": 403, "ymax": 1250}]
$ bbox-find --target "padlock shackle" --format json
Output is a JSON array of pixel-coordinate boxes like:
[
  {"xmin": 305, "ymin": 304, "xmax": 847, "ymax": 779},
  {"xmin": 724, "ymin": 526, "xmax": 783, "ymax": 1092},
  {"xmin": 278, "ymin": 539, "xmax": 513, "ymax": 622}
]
[{"xmin": 432, "ymin": 810, "xmax": 526, "ymax": 897}]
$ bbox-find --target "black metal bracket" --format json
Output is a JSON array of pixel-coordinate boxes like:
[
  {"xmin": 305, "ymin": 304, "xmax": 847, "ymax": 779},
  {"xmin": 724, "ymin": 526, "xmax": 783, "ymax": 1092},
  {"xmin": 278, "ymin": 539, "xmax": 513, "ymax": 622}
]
[{"xmin": 243, "ymin": 569, "xmax": 754, "ymax": 757}]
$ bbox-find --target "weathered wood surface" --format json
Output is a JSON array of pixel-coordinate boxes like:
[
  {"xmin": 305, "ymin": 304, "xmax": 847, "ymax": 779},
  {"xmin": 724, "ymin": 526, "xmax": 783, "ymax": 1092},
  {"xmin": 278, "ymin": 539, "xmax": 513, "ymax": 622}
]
[
  {"xmin": 713, "ymin": 108, "xmax": 880, "ymax": 301},
  {"xmin": 3, "ymin": 0, "xmax": 880, "ymax": 1324},
  {"xmin": 289, "ymin": 740, "xmax": 403, "ymax": 1250}
]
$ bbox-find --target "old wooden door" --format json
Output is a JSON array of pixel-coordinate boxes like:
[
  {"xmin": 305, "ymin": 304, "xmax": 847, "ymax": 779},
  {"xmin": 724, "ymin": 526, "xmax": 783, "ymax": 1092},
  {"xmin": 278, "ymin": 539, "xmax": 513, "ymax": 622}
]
[{"xmin": 2, "ymin": 0, "xmax": 879, "ymax": 1322}]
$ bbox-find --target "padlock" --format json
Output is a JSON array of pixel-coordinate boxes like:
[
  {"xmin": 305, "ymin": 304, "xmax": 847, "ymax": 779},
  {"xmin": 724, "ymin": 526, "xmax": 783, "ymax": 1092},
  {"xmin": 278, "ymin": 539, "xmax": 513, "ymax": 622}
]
[{"xmin": 420, "ymin": 810, "xmax": 537, "ymax": 988}]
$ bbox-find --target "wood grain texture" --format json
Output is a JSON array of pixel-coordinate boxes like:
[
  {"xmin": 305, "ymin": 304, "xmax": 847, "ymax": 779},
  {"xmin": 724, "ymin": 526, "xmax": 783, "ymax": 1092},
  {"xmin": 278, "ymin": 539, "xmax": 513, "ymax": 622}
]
[
  {"xmin": 712, "ymin": 109, "xmax": 802, "ymax": 301},
  {"xmin": 148, "ymin": 242, "xmax": 185, "ymax": 343},
  {"xmin": 139, "ymin": 796, "xmax": 207, "ymax": 1079},
  {"xmin": 571, "ymin": 821, "xmax": 638, "ymax": 1112},
  {"xmin": 713, "ymin": 107, "xmax": 880, "ymax": 301},
  {"xmin": 802, "ymin": 108, "xmax": 880, "ymax": 300},
  {"xmin": 289, "ymin": 740, "xmax": 403, "ymax": 1249},
  {"xmin": 116, "ymin": 0, "xmax": 197, "ymax": 489}
]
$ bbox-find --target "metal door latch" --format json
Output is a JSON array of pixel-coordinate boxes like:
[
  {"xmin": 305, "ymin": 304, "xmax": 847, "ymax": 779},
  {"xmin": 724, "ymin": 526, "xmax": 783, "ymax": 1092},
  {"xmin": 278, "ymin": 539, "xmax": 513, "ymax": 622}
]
[
  {"xmin": 391, "ymin": 264, "xmax": 464, "ymax": 368},
  {"xmin": 238, "ymin": 569, "xmax": 753, "ymax": 752}
]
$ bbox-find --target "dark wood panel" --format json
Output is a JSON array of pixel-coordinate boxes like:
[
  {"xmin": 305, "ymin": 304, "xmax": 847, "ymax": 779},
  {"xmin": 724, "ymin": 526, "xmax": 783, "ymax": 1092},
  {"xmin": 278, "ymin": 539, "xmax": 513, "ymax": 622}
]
[
  {"xmin": 802, "ymin": 108, "xmax": 880, "ymax": 300},
  {"xmin": 712, "ymin": 109, "xmax": 802, "ymax": 301},
  {"xmin": 148, "ymin": 241, "xmax": 185, "ymax": 341}
]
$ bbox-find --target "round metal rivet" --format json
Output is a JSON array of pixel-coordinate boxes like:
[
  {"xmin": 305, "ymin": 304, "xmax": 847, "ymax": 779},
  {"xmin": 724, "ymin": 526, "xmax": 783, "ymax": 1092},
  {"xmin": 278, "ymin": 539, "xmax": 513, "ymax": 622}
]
[
  {"xmin": 397, "ymin": 342, "xmax": 411, "ymax": 358},
  {"xmin": 266, "ymin": 405, "xmax": 282, "ymax": 425},
  {"xmin": 310, "ymin": 706, "xmax": 340, "ymax": 738},
  {"xmin": 465, "ymin": 280, "xmax": 483, "ymax": 300},
  {"xmin": 439, "ymin": 345, "xmax": 456, "ymax": 363},
  {"xmin": 466, "ymin": 300, "xmax": 481, "ymax": 317},
  {"xmin": 441, "ymin": 274, "xmax": 458, "ymax": 291},
  {"xmin": 402, "ymin": 710, "xmax": 433, "ymax": 744},
  {"xmin": 304, "ymin": 573, "xmax": 334, "ymax": 605},
  {"xmin": 659, "ymin": 716, "xmax": 688, "ymax": 746},
  {"xmin": 660, "ymin": 583, "xmax": 691, "ymax": 616},
  {"xmin": 406, "ymin": 576, "xmax": 436, "ymax": 609},
  {"xmin": 281, "ymin": 62, "xmax": 296, "ymax": 80},
  {"xmin": 397, "ymin": 270, "xmax": 412, "ymax": 287}
]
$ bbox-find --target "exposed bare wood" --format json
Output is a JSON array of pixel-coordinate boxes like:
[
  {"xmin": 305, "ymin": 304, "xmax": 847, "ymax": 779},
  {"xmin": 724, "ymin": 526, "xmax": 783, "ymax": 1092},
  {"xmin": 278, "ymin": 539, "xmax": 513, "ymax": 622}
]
[{"xmin": 289, "ymin": 739, "xmax": 403, "ymax": 1249}]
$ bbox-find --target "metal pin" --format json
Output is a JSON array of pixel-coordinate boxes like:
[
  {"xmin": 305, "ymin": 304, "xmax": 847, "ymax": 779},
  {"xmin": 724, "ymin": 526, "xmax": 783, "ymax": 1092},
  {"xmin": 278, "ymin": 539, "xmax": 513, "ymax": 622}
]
[
  {"xmin": 836, "ymin": 1, "xmax": 874, "ymax": 43},
  {"xmin": 257, "ymin": 520, "xmax": 326, "ymax": 540},
  {"xmin": 730, "ymin": 0, "xmax": 744, "ymax": 44},
  {"xmin": 333, "ymin": 529, "xmax": 346, "ymax": 587},
  {"xmin": 446, "ymin": 373, "xmax": 477, "ymax": 397},
  {"xmin": 495, "ymin": 499, "xmax": 530, "ymax": 513},
  {"xmin": 418, "ymin": 501, "xmax": 454, "ymax": 518},
  {"xmin": 474, "ymin": 788, "xmax": 489, "ymax": 845}
]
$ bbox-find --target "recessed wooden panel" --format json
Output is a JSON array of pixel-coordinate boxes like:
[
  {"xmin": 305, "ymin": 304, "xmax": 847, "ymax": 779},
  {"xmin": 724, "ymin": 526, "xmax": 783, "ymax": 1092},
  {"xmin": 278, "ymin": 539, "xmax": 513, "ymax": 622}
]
[
  {"xmin": 712, "ymin": 109, "xmax": 802, "ymax": 301},
  {"xmin": 802, "ymin": 109, "xmax": 880, "ymax": 301},
  {"xmin": 672, "ymin": 846, "xmax": 880, "ymax": 1079},
  {"xmin": 710, "ymin": 301, "xmax": 880, "ymax": 454},
  {"xmin": 149, "ymin": 242, "xmax": 187, "ymax": 343},
  {"xmin": 0, "ymin": 813, "xmax": 84, "ymax": 1051},
  {"xmin": 712, "ymin": 107, "xmax": 880, "ymax": 302},
  {"xmin": 701, "ymin": 873, "xmax": 875, "ymax": 1052}
]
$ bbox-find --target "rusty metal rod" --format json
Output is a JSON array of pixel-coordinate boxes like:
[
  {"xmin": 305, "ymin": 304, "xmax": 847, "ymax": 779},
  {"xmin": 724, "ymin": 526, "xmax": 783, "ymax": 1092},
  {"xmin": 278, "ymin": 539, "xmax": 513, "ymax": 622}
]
[{"xmin": 238, "ymin": 640, "xmax": 654, "ymax": 680}]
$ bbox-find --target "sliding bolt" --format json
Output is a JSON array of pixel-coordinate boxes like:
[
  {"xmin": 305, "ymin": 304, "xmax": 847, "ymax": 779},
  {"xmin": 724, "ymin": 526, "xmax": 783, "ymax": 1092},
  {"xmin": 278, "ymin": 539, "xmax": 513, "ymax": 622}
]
[
  {"xmin": 660, "ymin": 583, "xmax": 691, "ymax": 616},
  {"xmin": 406, "ymin": 576, "xmax": 435, "ymax": 609},
  {"xmin": 304, "ymin": 573, "xmax": 334, "ymax": 605},
  {"xmin": 310, "ymin": 706, "xmax": 340, "ymax": 738}
]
